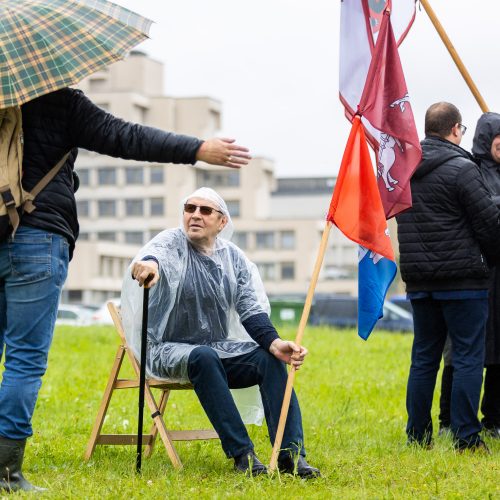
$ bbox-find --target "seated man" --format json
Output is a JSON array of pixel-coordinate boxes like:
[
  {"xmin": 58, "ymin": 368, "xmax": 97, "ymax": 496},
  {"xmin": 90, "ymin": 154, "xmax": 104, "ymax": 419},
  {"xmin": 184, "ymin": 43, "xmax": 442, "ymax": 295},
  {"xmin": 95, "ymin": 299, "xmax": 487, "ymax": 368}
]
[{"xmin": 121, "ymin": 187, "xmax": 320, "ymax": 478}]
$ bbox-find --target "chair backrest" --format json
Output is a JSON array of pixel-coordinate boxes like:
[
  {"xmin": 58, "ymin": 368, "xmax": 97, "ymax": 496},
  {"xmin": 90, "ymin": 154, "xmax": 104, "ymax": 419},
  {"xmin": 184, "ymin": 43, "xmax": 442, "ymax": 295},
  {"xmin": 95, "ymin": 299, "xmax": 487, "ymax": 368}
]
[
  {"xmin": 107, "ymin": 300, "xmax": 143, "ymax": 377},
  {"xmin": 107, "ymin": 301, "xmax": 127, "ymax": 344}
]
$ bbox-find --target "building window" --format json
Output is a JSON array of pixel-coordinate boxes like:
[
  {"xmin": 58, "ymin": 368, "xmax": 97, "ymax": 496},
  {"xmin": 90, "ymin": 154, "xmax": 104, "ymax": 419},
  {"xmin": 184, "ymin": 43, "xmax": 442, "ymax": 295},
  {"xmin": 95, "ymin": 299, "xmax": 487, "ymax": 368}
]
[
  {"xmin": 77, "ymin": 169, "xmax": 90, "ymax": 186},
  {"xmin": 124, "ymin": 231, "xmax": 144, "ymax": 245},
  {"xmin": 98, "ymin": 200, "xmax": 116, "ymax": 217},
  {"xmin": 78, "ymin": 232, "xmax": 89, "ymax": 241},
  {"xmin": 280, "ymin": 230, "xmax": 295, "ymax": 250},
  {"xmin": 256, "ymin": 262, "xmax": 276, "ymax": 281},
  {"xmin": 99, "ymin": 256, "xmax": 114, "ymax": 275},
  {"xmin": 196, "ymin": 170, "xmax": 240, "ymax": 187},
  {"xmin": 68, "ymin": 290, "xmax": 83, "ymax": 302},
  {"xmin": 150, "ymin": 166, "xmax": 164, "ymax": 184},
  {"xmin": 256, "ymin": 231, "xmax": 274, "ymax": 249},
  {"xmin": 149, "ymin": 228, "xmax": 164, "ymax": 240},
  {"xmin": 226, "ymin": 200, "xmax": 240, "ymax": 218},
  {"xmin": 125, "ymin": 199, "xmax": 144, "ymax": 216},
  {"xmin": 125, "ymin": 166, "xmax": 144, "ymax": 185},
  {"xmin": 77, "ymin": 200, "xmax": 90, "ymax": 217},
  {"xmin": 98, "ymin": 167, "xmax": 116, "ymax": 185},
  {"xmin": 89, "ymin": 78, "xmax": 107, "ymax": 92},
  {"xmin": 231, "ymin": 231, "xmax": 248, "ymax": 250},
  {"xmin": 281, "ymin": 262, "xmax": 295, "ymax": 280},
  {"xmin": 97, "ymin": 232, "xmax": 116, "ymax": 242},
  {"xmin": 150, "ymin": 197, "xmax": 164, "ymax": 216}
]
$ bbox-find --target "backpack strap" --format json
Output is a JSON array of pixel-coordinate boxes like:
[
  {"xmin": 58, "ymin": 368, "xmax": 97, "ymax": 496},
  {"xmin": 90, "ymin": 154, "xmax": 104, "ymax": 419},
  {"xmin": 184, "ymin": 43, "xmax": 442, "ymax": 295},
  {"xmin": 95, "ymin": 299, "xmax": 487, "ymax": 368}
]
[
  {"xmin": 23, "ymin": 152, "xmax": 71, "ymax": 214},
  {"xmin": 0, "ymin": 186, "xmax": 20, "ymax": 233}
]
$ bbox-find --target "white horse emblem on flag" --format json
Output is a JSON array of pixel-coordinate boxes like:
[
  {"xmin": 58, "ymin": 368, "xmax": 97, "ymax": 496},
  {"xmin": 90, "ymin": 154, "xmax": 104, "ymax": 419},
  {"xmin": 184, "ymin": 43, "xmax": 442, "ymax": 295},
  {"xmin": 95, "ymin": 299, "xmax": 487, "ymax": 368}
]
[{"xmin": 377, "ymin": 93, "xmax": 411, "ymax": 192}]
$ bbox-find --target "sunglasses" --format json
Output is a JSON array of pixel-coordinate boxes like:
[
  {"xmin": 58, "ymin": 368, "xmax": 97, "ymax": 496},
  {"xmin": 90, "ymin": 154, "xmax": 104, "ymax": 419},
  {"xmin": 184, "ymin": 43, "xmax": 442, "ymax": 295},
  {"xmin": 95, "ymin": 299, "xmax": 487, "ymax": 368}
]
[{"xmin": 184, "ymin": 203, "xmax": 224, "ymax": 216}]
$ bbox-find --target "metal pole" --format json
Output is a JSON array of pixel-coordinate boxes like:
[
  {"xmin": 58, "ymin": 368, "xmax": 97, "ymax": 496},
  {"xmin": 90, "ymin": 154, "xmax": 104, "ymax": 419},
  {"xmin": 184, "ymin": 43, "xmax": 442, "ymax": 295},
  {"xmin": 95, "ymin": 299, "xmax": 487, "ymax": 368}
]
[{"xmin": 136, "ymin": 286, "xmax": 150, "ymax": 473}]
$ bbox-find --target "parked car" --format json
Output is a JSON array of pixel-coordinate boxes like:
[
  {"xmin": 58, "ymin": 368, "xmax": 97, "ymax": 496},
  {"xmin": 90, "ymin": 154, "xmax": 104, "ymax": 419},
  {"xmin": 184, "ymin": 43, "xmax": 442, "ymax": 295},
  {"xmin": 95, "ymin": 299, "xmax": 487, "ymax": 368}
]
[
  {"xmin": 389, "ymin": 294, "xmax": 413, "ymax": 314},
  {"xmin": 309, "ymin": 295, "xmax": 413, "ymax": 333},
  {"xmin": 91, "ymin": 298, "xmax": 120, "ymax": 325},
  {"xmin": 56, "ymin": 304, "xmax": 93, "ymax": 326}
]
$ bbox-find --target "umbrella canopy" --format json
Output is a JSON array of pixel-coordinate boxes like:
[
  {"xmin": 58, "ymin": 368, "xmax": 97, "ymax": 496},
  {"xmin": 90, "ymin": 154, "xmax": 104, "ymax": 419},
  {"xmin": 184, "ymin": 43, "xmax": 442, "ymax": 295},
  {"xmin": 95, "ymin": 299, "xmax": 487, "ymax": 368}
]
[{"xmin": 0, "ymin": 0, "xmax": 153, "ymax": 109}]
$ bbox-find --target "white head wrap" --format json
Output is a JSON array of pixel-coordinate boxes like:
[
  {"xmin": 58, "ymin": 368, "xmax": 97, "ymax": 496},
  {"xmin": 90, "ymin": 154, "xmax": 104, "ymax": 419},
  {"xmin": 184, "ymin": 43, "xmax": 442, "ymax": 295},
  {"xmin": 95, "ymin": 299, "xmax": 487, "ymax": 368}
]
[{"xmin": 181, "ymin": 187, "xmax": 234, "ymax": 241}]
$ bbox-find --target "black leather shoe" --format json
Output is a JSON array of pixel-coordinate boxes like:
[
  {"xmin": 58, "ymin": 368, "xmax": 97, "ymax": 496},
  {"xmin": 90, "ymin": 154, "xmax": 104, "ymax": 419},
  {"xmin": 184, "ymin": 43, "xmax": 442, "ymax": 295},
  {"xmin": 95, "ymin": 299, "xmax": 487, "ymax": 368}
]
[
  {"xmin": 234, "ymin": 451, "xmax": 267, "ymax": 476},
  {"xmin": 278, "ymin": 455, "xmax": 321, "ymax": 479},
  {"xmin": 456, "ymin": 439, "xmax": 491, "ymax": 455}
]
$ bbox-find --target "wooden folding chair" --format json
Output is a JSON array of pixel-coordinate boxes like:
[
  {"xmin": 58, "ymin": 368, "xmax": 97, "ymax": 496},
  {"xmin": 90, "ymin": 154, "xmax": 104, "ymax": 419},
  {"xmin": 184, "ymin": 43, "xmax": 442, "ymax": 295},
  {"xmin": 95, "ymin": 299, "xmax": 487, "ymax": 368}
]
[{"xmin": 85, "ymin": 302, "xmax": 218, "ymax": 469}]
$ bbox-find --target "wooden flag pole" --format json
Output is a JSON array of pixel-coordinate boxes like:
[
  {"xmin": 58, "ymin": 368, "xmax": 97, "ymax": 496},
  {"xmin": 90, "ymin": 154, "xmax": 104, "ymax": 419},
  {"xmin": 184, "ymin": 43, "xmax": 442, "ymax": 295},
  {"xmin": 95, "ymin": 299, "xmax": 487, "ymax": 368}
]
[
  {"xmin": 419, "ymin": 0, "xmax": 489, "ymax": 112},
  {"xmin": 269, "ymin": 221, "xmax": 332, "ymax": 472}
]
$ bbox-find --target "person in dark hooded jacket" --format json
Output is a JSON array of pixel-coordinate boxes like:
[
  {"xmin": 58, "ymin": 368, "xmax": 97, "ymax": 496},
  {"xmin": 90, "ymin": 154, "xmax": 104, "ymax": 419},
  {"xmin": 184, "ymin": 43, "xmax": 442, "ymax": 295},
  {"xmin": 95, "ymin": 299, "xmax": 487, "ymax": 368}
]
[
  {"xmin": 0, "ymin": 87, "xmax": 251, "ymax": 492},
  {"xmin": 397, "ymin": 102, "xmax": 500, "ymax": 452},
  {"xmin": 470, "ymin": 112, "xmax": 500, "ymax": 438}
]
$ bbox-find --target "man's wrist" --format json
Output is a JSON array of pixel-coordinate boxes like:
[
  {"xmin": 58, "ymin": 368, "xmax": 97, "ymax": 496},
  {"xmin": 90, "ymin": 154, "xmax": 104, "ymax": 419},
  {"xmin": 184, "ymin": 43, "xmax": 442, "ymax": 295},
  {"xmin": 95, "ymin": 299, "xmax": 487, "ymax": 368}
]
[{"xmin": 269, "ymin": 338, "xmax": 281, "ymax": 354}]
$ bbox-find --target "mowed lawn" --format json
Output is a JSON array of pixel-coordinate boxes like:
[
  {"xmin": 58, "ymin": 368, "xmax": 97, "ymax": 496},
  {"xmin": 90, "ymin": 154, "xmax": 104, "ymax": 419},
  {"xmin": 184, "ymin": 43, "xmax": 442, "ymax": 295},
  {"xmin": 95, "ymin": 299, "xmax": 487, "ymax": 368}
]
[{"xmin": 9, "ymin": 324, "xmax": 499, "ymax": 499}]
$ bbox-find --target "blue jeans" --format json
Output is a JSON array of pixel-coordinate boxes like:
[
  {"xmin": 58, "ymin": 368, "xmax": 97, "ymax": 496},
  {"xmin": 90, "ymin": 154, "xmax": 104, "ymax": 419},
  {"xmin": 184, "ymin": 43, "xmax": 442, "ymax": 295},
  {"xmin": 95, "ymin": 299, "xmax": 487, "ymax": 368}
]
[
  {"xmin": 187, "ymin": 346, "xmax": 305, "ymax": 459},
  {"xmin": 0, "ymin": 227, "xmax": 69, "ymax": 439},
  {"xmin": 407, "ymin": 297, "xmax": 487, "ymax": 447}
]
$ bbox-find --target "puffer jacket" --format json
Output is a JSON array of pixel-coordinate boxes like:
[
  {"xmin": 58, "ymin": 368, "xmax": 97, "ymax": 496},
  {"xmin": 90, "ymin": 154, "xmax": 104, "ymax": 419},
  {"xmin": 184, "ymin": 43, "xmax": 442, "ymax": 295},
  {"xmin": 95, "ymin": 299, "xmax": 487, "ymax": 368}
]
[
  {"xmin": 20, "ymin": 88, "xmax": 203, "ymax": 258},
  {"xmin": 472, "ymin": 112, "xmax": 500, "ymax": 365},
  {"xmin": 397, "ymin": 136, "xmax": 500, "ymax": 292}
]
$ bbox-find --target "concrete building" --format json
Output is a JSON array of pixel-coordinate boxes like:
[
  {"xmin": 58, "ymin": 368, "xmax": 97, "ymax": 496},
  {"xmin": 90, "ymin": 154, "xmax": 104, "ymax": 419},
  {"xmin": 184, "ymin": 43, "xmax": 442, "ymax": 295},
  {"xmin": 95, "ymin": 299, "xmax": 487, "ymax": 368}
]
[{"xmin": 65, "ymin": 52, "xmax": 359, "ymax": 305}]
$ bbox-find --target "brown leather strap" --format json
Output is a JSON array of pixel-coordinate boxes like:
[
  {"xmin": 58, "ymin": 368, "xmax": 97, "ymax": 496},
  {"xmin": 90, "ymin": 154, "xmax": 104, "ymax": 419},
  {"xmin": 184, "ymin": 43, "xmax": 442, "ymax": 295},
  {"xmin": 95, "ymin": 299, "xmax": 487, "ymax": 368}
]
[{"xmin": 23, "ymin": 152, "xmax": 71, "ymax": 214}]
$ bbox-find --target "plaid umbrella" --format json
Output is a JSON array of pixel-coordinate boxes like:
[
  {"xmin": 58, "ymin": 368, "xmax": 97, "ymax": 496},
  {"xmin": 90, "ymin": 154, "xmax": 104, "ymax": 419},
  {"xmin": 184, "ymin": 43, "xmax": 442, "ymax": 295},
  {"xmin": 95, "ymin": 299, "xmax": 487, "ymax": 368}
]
[{"xmin": 0, "ymin": 0, "xmax": 153, "ymax": 109}]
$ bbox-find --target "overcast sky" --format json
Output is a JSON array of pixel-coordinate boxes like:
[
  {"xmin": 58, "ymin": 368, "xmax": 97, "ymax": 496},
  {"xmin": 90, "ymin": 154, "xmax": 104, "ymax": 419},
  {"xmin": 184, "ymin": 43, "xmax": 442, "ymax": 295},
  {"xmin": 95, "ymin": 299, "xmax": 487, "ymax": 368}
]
[{"xmin": 112, "ymin": 0, "xmax": 500, "ymax": 178}]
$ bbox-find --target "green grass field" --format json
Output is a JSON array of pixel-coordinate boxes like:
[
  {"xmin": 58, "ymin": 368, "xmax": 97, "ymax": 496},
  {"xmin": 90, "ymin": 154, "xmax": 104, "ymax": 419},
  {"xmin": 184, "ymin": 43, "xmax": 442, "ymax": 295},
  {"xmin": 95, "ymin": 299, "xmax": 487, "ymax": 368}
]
[{"xmin": 5, "ymin": 325, "xmax": 499, "ymax": 499}]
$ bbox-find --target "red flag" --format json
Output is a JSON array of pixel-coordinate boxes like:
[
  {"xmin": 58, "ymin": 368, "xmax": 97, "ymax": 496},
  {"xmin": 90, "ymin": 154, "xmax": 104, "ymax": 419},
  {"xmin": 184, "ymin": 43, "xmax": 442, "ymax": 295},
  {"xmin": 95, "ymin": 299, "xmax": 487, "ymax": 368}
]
[
  {"xmin": 358, "ymin": 9, "xmax": 421, "ymax": 219},
  {"xmin": 328, "ymin": 116, "xmax": 394, "ymax": 261}
]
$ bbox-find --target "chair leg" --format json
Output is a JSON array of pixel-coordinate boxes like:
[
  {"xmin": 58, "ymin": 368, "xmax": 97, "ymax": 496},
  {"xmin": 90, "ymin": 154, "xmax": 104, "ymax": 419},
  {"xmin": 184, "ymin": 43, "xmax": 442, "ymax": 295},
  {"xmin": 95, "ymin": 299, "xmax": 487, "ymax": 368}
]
[
  {"xmin": 144, "ymin": 389, "xmax": 170, "ymax": 458},
  {"xmin": 144, "ymin": 385, "xmax": 182, "ymax": 469},
  {"xmin": 84, "ymin": 346, "xmax": 126, "ymax": 460}
]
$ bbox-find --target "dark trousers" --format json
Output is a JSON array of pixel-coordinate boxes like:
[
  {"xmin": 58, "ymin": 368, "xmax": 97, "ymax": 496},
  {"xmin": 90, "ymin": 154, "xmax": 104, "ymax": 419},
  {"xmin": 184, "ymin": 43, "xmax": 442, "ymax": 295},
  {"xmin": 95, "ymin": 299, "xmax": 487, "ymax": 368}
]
[
  {"xmin": 407, "ymin": 298, "xmax": 487, "ymax": 446},
  {"xmin": 187, "ymin": 346, "xmax": 305, "ymax": 459},
  {"xmin": 440, "ymin": 365, "xmax": 500, "ymax": 429},
  {"xmin": 481, "ymin": 364, "xmax": 500, "ymax": 428}
]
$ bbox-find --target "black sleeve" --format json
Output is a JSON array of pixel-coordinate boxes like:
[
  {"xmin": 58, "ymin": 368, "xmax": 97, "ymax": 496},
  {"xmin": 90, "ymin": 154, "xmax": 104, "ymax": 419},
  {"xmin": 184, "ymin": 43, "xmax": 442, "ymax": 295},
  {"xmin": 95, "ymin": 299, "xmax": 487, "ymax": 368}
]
[
  {"xmin": 241, "ymin": 313, "xmax": 280, "ymax": 351},
  {"xmin": 68, "ymin": 89, "xmax": 203, "ymax": 164},
  {"xmin": 142, "ymin": 255, "xmax": 159, "ymax": 266},
  {"xmin": 457, "ymin": 163, "xmax": 500, "ymax": 262}
]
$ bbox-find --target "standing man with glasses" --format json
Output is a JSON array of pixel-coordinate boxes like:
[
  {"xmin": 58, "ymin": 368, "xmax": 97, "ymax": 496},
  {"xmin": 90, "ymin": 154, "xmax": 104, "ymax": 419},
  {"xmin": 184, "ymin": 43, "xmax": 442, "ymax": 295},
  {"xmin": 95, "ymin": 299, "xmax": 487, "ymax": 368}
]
[{"xmin": 396, "ymin": 102, "xmax": 500, "ymax": 452}]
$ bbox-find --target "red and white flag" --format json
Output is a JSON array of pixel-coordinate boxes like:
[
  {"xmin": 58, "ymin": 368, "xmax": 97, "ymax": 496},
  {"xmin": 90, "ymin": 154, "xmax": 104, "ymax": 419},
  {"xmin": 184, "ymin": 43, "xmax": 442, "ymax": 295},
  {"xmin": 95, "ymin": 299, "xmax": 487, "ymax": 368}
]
[
  {"xmin": 339, "ymin": 0, "xmax": 420, "ymax": 218},
  {"xmin": 358, "ymin": 8, "xmax": 421, "ymax": 218}
]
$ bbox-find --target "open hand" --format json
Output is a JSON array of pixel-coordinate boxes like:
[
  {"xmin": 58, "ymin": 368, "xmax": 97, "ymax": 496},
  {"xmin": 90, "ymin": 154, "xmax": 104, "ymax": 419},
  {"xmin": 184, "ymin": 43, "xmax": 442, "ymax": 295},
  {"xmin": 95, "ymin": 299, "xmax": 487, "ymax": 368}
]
[{"xmin": 196, "ymin": 137, "xmax": 251, "ymax": 168}]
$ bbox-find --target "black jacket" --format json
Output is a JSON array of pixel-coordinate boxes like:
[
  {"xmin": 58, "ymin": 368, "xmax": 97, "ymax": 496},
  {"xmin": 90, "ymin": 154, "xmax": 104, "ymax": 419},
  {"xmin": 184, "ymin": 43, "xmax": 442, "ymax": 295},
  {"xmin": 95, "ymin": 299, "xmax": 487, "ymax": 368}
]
[
  {"xmin": 472, "ymin": 112, "xmax": 500, "ymax": 365},
  {"xmin": 397, "ymin": 136, "xmax": 500, "ymax": 292},
  {"xmin": 20, "ymin": 88, "xmax": 203, "ymax": 258}
]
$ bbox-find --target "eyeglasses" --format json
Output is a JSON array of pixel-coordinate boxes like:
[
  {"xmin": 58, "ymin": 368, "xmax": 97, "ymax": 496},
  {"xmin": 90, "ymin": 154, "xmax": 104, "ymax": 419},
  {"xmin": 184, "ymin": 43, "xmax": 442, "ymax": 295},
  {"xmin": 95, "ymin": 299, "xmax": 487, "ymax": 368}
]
[
  {"xmin": 458, "ymin": 123, "xmax": 467, "ymax": 135},
  {"xmin": 184, "ymin": 203, "xmax": 224, "ymax": 216}
]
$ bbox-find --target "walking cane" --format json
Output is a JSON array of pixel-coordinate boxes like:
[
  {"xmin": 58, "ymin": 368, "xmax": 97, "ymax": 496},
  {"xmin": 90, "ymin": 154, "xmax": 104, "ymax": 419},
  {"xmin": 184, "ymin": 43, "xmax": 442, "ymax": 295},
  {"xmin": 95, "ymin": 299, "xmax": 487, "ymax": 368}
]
[{"xmin": 136, "ymin": 285, "xmax": 150, "ymax": 474}]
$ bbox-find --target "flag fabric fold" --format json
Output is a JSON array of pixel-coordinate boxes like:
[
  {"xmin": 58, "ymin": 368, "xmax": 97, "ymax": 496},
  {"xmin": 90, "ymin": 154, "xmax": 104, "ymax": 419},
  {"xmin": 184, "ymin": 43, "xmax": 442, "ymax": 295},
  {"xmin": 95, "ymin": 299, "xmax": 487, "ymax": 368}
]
[
  {"xmin": 328, "ymin": 116, "xmax": 396, "ymax": 340},
  {"xmin": 339, "ymin": 0, "xmax": 417, "ymax": 125},
  {"xmin": 358, "ymin": 9, "xmax": 422, "ymax": 219}
]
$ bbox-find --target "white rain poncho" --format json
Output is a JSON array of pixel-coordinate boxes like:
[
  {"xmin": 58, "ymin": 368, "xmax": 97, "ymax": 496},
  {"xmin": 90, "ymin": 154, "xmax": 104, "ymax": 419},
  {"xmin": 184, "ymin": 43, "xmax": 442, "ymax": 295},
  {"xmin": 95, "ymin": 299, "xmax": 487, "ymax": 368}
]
[{"xmin": 121, "ymin": 188, "xmax": 270, "ymax": 424}]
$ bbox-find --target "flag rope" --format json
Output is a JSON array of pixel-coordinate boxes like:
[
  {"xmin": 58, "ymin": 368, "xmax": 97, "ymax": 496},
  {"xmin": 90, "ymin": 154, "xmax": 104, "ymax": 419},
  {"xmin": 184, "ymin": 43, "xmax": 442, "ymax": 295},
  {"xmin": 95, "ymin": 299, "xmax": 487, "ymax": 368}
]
[{"xmin": 269, "ymin": 221, "xmax": 332, "ymax": 472}]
